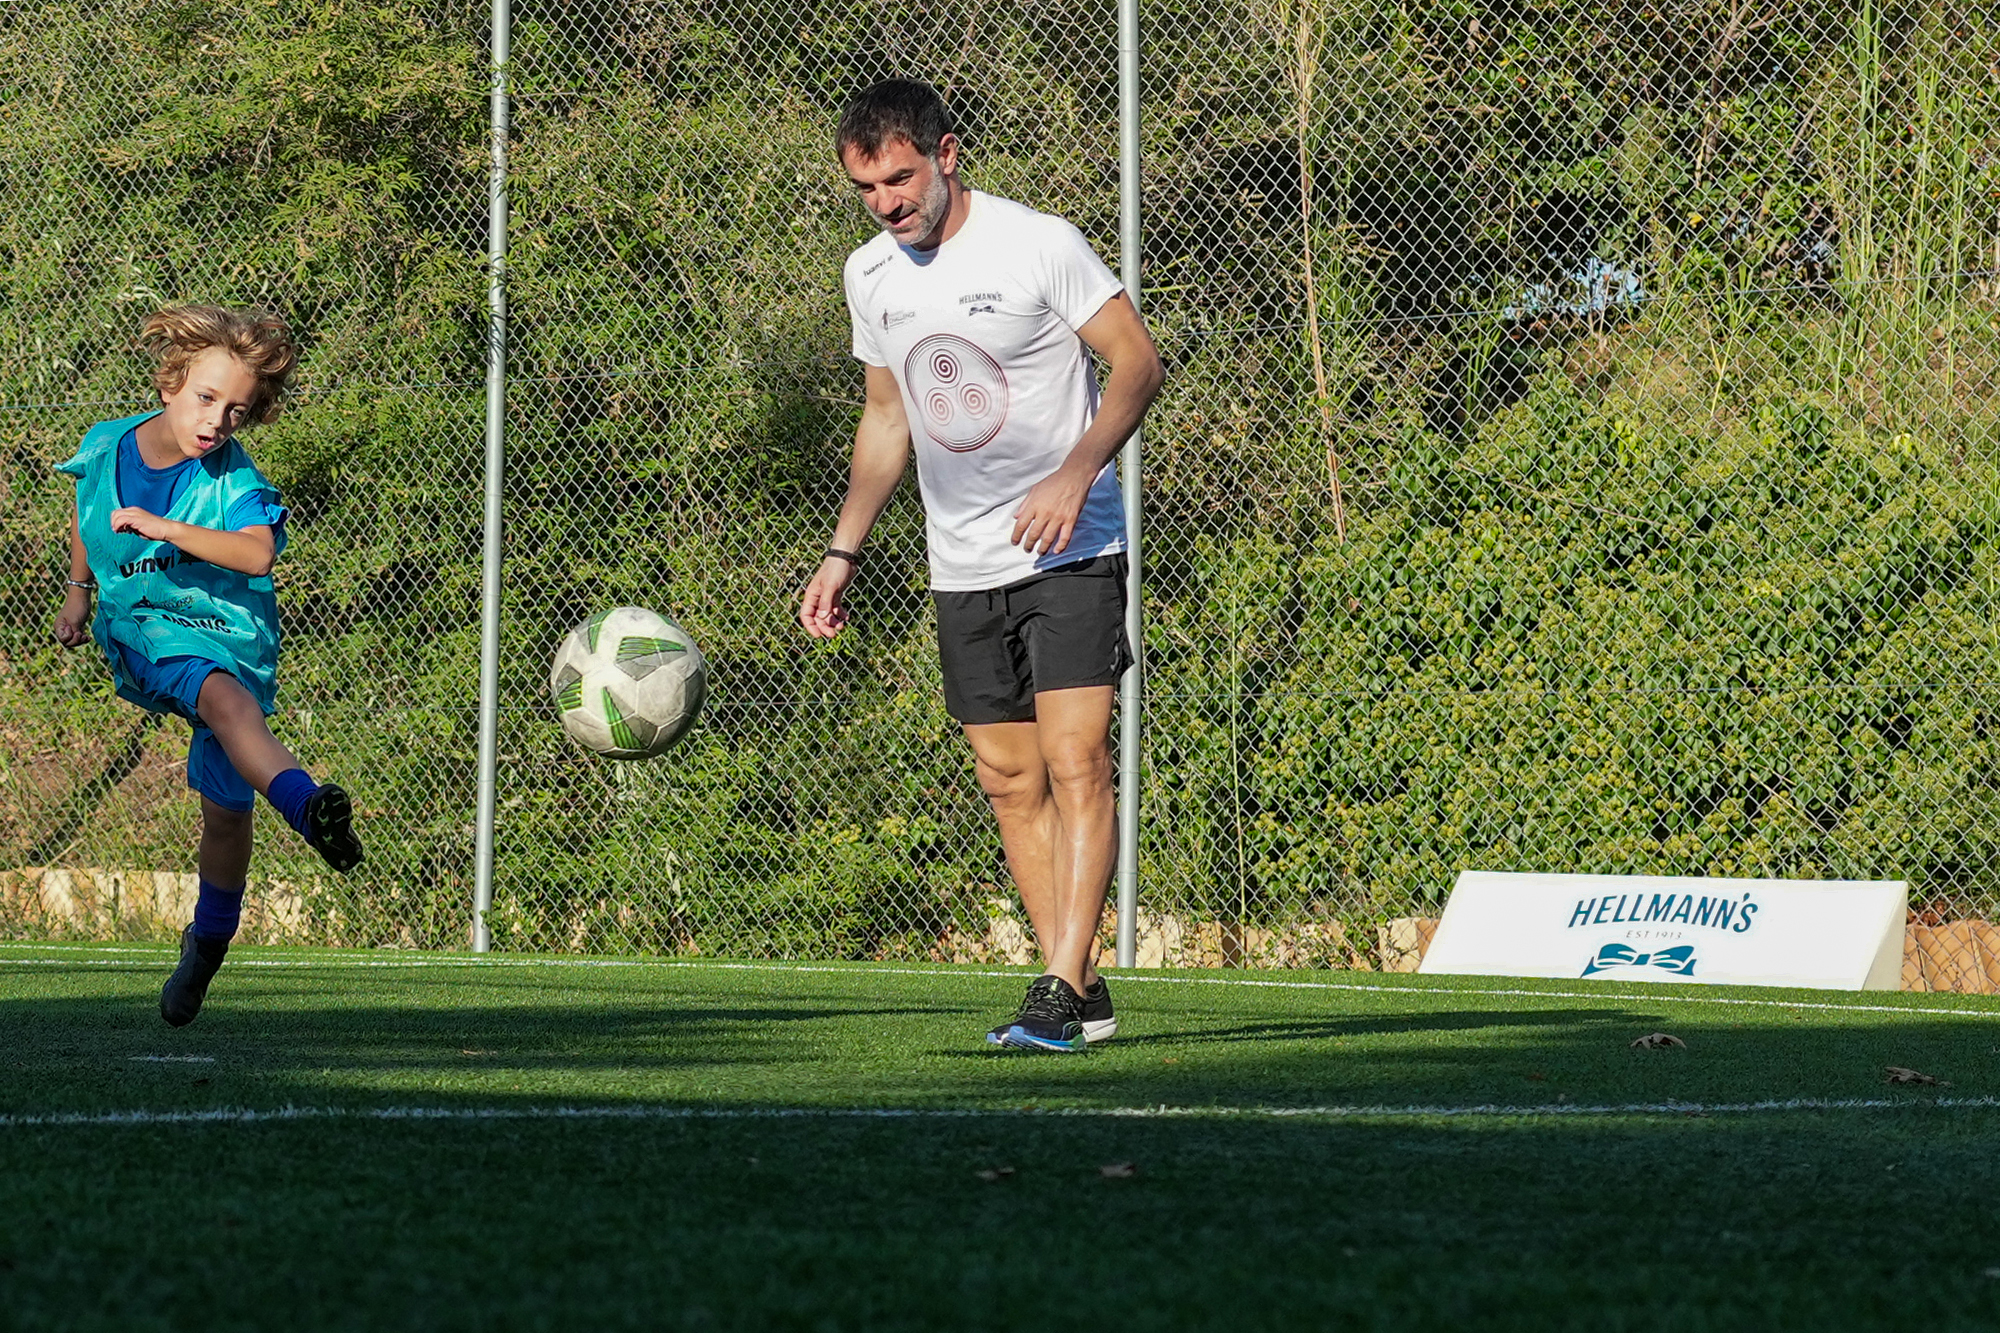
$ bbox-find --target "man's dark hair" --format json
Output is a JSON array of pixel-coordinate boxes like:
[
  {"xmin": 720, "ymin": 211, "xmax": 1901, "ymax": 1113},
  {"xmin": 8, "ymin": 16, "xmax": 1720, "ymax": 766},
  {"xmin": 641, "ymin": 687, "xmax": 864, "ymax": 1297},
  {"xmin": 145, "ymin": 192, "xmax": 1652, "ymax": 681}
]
[{"xmin": 835, "ymin": 79, "xmax": 954, "ymax": 161}]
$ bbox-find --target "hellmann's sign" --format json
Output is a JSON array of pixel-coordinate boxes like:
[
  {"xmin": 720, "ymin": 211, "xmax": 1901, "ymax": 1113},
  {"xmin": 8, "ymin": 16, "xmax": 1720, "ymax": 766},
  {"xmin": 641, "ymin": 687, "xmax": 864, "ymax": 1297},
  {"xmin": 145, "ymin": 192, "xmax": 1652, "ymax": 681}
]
[{"xmin": 1419, "ymin": 872, "xmax": 1908, "ymax": 991}]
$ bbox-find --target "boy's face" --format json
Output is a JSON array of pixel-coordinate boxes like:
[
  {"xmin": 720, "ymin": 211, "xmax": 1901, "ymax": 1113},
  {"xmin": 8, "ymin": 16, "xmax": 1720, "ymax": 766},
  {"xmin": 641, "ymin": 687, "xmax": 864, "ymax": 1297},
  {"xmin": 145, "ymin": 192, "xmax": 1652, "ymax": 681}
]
[{"xmin": 159, "ymin": 346, "xmax": 260, "ymax": 459}]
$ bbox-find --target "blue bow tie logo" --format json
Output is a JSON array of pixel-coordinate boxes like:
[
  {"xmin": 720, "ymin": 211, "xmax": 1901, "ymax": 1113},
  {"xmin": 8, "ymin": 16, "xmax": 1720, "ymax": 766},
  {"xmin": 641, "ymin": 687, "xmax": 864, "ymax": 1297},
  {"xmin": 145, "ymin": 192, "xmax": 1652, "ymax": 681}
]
[{"xmin": 1582, "ymin": 943, "xmax": 1696, "ymax": 978}]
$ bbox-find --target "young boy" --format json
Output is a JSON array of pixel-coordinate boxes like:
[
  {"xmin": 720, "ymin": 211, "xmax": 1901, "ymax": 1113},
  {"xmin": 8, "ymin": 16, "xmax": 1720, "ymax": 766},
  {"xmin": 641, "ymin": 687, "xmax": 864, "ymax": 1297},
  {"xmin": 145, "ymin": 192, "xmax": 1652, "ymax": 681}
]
[{"xmin": 52, "ymin": 305, "xmax": 363, "ymax": 1028}]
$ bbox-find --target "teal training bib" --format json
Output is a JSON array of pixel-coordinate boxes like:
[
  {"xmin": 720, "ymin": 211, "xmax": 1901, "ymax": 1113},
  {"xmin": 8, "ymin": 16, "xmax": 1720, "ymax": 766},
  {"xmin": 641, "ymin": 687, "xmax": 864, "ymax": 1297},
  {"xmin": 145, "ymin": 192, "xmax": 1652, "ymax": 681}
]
[{"xmin": 57, "ymin": 411, "xmax": 286, "ymax": 715}]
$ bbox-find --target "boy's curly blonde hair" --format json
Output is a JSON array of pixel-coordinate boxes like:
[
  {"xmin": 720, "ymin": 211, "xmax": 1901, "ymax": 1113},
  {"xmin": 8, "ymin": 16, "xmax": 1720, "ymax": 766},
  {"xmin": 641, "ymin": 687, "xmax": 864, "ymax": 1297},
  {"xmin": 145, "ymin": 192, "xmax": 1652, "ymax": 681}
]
[{"xmin": 141, "ymin": 305, "xmax": 298, "ymax": 425}]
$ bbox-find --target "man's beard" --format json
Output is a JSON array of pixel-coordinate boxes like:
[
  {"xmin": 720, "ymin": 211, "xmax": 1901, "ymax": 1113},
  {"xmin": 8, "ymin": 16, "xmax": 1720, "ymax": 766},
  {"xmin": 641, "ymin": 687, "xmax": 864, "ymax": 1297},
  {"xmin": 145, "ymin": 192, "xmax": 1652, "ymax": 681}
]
[{"xmin": 878, "ymin": 163, "xmax": 951, "ymax": 245}]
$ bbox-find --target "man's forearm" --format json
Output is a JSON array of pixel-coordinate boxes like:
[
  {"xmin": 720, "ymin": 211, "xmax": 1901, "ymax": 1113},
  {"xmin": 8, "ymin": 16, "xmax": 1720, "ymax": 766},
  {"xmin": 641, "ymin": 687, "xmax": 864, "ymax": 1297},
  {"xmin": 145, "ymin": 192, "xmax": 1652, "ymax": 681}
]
[
  {"xmin": 830, "ymin": 420, "xmax": 909, "ymax": 551},
  {"xmin": 1057, "ymin": 357, "xmax": 1164, "ymax": 480}
]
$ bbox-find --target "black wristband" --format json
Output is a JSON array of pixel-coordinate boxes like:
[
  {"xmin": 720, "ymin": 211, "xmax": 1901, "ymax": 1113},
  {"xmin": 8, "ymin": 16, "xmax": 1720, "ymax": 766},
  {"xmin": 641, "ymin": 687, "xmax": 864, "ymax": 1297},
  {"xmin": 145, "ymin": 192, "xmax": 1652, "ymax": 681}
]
[{"xmin": 825, "ymin": 548, "xmax": 863, "ymax": 567}]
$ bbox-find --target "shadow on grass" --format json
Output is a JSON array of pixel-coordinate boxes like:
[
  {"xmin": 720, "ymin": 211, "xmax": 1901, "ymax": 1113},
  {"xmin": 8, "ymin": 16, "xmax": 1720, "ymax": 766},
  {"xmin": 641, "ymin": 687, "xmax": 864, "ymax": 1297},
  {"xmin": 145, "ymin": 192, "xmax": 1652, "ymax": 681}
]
[
  {"xmin": 1074, "ymin": 1004, "xmax": 1645, "ymax": 1046},
  {"xmin": 6, "ymin": 960, "xmax": 1999, "ymax": 1116}
]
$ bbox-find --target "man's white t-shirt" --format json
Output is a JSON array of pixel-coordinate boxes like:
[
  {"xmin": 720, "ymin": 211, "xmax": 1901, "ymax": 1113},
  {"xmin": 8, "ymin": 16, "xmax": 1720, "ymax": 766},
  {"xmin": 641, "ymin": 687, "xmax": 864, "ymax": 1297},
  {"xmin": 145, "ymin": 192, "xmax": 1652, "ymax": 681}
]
[{"xmin": 844, "ymin": 190, "xmax": 1127, "ymax": 592}]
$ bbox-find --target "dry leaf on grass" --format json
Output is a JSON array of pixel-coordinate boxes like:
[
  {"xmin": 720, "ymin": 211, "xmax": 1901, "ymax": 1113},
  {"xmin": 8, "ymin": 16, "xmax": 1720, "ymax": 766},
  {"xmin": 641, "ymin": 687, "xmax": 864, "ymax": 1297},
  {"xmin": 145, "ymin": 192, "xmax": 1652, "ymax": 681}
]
[
  {"xmin": 976, "ymin": 1167, "xmax": 1016, "ymax": 1183},
  {"xmin": 1099, "ymin": 1162, "xmax": 1138, "ymax": 1179},
  {"xmin": 1631, "ymin": 1033, "xmax": 1686, "ymax": 1049},
  {"xmin": 1886, "ymin": 1066, "xmax": 1950, "ymax": 1087}
]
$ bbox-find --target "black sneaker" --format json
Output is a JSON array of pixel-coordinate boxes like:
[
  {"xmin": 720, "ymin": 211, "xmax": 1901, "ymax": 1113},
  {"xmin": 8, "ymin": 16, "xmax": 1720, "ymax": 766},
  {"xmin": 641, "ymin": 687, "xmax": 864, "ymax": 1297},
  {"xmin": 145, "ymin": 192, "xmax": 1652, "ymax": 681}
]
[
  {"xmin": 160, "ymin": 925, "xmax": 228, "ymax": 1028},
  {"xmin": 1081, "ymin": 977, "xmax": 1117, "ymax": 1043},
  {"xmin": 989, "ymin": 975, "xmax": 1088, "ymax": 1053},
  {"xmin": 302, "ymin": 782, "xmax": 364, "ymax": 873},
  {"xmin": 986, "ymin": 976, "xmax": 1042, "ymax": 1045}
]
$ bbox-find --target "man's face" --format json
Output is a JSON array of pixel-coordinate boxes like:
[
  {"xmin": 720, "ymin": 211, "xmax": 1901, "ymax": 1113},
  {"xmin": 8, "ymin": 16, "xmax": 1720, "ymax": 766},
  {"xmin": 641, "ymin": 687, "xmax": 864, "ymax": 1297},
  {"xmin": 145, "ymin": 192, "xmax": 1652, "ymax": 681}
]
[
  {"xmin": 842, "ymin": 134, "xmax": 957, "ymax": 249},
  {"xmin": 159, "ymin": 346, "xmax": 260, "ymax": 460}
]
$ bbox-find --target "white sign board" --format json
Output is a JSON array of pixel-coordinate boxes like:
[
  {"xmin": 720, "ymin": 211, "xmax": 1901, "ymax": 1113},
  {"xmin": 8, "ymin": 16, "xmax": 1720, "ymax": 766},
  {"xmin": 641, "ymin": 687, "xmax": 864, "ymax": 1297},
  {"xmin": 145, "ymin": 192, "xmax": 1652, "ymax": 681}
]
[{"xmin": 1419, "ymin": 872, "xmax": 1908, "ymax": 991}]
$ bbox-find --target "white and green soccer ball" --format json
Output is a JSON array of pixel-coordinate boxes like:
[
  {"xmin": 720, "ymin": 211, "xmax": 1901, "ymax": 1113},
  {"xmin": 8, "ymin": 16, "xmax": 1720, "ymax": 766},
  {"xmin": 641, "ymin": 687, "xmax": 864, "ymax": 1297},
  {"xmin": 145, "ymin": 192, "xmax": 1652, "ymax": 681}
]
[{"xmin": 549, "ymin": 606, "xmax": 707, "ymax": 759}]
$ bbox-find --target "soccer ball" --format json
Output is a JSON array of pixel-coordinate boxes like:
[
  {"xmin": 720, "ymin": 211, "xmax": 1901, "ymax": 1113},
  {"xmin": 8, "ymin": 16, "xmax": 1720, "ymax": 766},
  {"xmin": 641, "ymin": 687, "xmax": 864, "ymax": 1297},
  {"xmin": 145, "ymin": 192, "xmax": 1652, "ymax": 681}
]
[{"xmin": 549, "ymin": 606, "xmax": 707, "ymax": 759}]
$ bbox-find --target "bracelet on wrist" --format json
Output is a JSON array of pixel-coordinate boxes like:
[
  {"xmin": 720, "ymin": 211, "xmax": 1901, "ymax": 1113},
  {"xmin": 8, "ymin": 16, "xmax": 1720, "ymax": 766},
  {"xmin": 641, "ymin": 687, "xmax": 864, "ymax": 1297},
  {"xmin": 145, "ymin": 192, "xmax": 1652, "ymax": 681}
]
[
  {"xmin": 825, "ymin": 548, "xmax": 863, "ymax": 567},
  {"xmin": 66, "ymin": 578, "xmax": 95, "ymax": 592}
]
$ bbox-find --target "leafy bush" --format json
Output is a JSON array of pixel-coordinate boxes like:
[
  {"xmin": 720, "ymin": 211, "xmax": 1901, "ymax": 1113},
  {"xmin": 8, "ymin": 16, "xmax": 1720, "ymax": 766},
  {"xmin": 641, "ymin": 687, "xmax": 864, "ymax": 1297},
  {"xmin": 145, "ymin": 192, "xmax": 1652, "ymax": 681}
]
[{"xmin": 2, "ymin": 0, "xmax": 1997, "ymax": 955}]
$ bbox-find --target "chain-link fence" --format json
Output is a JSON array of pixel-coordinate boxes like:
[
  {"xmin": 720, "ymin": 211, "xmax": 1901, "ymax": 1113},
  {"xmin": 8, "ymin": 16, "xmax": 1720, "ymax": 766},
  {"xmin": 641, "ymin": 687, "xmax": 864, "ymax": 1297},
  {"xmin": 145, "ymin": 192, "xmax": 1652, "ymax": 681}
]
[{"xmin": 3, "ymin": 1, "xmax": 1996, "ymax": 983}]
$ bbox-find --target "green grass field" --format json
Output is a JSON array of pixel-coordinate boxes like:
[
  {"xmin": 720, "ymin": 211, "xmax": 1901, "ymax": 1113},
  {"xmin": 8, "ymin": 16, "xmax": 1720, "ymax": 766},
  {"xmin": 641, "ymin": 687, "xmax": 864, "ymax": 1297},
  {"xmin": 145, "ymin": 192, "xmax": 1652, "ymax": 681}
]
[{"xmin": 6, "ymin": 942, "xmax": 2000, "ymax": 1331}]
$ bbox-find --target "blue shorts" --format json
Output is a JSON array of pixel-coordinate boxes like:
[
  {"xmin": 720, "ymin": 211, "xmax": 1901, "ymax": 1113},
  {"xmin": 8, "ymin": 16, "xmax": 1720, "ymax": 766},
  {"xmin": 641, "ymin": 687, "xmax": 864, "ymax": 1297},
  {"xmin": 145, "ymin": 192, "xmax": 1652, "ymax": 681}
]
[{"xmin": 110, "ymin": 645, "xmax": 257, "ymax": 813}]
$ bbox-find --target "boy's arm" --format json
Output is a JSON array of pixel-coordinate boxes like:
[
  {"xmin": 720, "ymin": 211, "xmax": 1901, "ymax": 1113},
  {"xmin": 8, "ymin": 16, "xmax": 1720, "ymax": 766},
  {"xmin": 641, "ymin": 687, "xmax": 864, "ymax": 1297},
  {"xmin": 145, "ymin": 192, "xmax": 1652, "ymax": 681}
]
[
  {"xmin": 797, "ymin": 364, "xmax": 910, "ymax": 639},
  {"xmin": 54, "ymin": 506, "xmax": 93, "ymax": 648},
  {"xmin": 108, "ymin": 508, "xmax": 275, "ymax": 578}
]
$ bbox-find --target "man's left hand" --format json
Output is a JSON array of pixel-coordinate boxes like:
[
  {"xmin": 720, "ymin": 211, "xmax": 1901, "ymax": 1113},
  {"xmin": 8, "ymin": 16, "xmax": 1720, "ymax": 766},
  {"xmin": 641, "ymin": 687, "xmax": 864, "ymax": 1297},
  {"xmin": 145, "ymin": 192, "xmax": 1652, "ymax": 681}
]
[{"xmin": 1010, "ymin": 464, "xmax": 1094, "ymax": 556}]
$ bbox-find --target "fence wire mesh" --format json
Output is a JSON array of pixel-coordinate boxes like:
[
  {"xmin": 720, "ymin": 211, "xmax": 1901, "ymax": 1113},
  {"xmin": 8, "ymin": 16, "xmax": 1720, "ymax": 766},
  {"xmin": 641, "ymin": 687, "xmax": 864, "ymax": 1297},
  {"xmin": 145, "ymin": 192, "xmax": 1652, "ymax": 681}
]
[{"xmin": 2, "ymin": 0, "xmax": 1996, "ymax": 985}]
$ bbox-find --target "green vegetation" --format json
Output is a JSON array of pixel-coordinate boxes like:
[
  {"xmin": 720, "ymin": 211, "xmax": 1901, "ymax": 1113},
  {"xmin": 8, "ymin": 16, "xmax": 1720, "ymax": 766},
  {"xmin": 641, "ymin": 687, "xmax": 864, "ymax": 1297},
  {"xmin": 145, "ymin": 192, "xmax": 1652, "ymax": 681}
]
[
  {"xmin": 2, "ymin": 2, "xmax": 1996, "ymax": 955},
  {"xmin": 6, "ymin": 943, "xmax": 2000, "ymax": 1329}
]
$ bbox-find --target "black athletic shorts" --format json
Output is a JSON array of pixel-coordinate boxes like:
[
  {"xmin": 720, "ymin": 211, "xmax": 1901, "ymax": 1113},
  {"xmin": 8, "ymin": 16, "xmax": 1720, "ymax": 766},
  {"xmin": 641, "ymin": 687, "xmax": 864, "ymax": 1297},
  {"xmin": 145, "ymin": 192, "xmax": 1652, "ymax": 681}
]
[{"xmin": 934, "ymin": 554, "xmax": 1134, "ymax": 725}]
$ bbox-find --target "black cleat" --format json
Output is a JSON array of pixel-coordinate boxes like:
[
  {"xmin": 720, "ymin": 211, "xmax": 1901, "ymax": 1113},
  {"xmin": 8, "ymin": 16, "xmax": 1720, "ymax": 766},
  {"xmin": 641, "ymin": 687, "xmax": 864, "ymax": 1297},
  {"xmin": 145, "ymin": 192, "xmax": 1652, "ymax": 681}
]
[
  {"xmin": 160, "ymin": 925, "xmax": 229, "ymax": 1028},
  {"xmin": 986, "ymin": 974, "xmax": 1088, "ymax": 1053},
  {"xmin": 302, "ymin": 782, "xmax": 364, "ymax": 873},
  {"xmin": 1080, "ymin": 977, "xmax": 1117, "ymax": 1043}
]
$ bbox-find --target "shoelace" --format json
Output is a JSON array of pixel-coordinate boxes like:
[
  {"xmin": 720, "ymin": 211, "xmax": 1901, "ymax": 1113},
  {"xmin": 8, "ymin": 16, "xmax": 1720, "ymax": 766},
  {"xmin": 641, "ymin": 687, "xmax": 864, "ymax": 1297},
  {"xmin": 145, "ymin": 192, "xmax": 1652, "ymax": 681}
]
[{"xmin": 1015, "ymin": 978, "xmax": 1081, "ymax": 1025}]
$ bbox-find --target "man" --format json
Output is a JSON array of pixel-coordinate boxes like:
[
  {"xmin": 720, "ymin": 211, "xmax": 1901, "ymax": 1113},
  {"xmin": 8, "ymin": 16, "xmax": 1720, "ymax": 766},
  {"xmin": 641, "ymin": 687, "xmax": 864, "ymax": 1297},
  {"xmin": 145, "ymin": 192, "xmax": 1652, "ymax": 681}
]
[{"xmin": 797, "ymin": 80, "xmax": 1163, "ymax": 1053}]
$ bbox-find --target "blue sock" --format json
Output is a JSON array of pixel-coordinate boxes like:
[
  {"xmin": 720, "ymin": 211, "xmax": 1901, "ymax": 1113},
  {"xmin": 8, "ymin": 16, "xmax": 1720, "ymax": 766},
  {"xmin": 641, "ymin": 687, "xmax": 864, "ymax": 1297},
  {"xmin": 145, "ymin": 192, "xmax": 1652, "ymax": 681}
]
[
  {"xmin": 191, "ymin": 878, "xmax": 245, "ymax": 943},
  {"xmin": 267, "ymin": 768, "xmax": 320, "ymax": 837}
]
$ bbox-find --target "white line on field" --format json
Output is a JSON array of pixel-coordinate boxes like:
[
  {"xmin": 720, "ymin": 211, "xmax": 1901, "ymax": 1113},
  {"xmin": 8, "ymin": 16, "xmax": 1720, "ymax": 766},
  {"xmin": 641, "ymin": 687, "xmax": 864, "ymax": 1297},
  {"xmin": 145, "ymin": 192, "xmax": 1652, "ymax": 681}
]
[
  {"xmin": 3, "ymin": 1096, "xmax": 1999, "ymax": 1130},
  {"xmin": 126, "ymin": 1056, "xmax": 216, "ymax": 1063},
  {"xmin": 5, "ymin": 952, "xmax": 1999, "ymax": 1020}
]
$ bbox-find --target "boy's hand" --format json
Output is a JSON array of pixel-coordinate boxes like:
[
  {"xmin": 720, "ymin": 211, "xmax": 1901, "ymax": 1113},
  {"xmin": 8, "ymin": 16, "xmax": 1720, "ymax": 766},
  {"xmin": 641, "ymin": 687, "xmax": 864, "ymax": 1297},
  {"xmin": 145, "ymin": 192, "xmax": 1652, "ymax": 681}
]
[
  {"xmin": 54, "ymin": 586, "xmax": 92, "ymax": 649},
  {"xmin": 109, "ymin": 507, "xmax": 174, "ymax": 542}
]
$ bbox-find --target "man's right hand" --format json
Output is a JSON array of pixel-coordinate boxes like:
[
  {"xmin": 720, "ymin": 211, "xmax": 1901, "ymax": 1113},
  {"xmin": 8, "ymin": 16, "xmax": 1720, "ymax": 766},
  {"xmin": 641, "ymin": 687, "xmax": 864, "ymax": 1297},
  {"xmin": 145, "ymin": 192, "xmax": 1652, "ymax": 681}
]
[
  {"xmin": 54, "ymin": 586, "xmax": 92, "ymax": 648},
  {"xmin": 798, "ymin": 558, "xmax": 857, "ymax": 639}
]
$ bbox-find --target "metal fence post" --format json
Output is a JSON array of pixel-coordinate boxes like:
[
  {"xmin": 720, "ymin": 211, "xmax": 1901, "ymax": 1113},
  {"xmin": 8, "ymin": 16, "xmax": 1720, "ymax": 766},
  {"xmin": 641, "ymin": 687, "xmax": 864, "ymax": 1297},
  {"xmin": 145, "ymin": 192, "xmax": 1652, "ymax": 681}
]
[
  {"xmin": 472, "ymin": 0, "xmax": 511, "ymax": 953},
  {"xmin": 1114, "ymin": 0, "xmax": 1143, "ymax": 970}
]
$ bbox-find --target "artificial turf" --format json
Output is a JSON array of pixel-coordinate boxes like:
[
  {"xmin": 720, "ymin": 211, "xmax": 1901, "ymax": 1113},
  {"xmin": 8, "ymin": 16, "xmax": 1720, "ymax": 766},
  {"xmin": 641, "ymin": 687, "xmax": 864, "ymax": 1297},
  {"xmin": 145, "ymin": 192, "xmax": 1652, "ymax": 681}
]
[{"xmin": 5, "ymin": 941, "xmax": 2000, "ymax": 1331}]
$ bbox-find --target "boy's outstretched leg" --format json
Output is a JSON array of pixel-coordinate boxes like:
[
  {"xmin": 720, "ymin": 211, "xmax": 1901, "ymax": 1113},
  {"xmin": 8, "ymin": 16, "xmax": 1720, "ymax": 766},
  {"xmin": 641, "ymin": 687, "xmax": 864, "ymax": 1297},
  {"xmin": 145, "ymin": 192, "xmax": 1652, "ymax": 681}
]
[
  {"xmin": 195, "ymin": 671, "xmax": 363, "ymax": 873},
  {"xmin": 162, "ymin": 796, "xmax": 252, "ymax": 1027}
]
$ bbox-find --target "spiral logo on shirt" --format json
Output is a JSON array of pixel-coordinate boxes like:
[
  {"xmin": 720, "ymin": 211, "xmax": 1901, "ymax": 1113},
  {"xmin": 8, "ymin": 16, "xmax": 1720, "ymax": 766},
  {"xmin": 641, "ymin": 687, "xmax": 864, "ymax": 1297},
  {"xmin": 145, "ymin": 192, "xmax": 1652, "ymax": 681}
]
[{"xmin": 903, "ymin": 334, "xmax": 1009, "ymax": 452}]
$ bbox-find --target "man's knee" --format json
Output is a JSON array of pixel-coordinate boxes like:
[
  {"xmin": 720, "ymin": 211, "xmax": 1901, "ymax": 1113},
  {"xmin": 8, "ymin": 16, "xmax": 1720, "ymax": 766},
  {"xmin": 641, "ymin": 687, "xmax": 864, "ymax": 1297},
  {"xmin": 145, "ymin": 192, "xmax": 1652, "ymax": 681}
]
[
  {"xmin": 973, "ymin": 752, "xmax": 1045, "ymax": 811},
  {"xmin": 1042, "ymin": 735, "xmax": 1112, "ymax": 796}
]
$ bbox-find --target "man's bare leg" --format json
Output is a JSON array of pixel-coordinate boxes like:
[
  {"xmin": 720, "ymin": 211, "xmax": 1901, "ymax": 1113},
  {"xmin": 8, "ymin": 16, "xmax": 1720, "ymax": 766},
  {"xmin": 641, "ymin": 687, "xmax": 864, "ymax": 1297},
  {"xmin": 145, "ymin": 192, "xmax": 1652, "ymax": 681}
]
[
  {"xmin": 963, "ymin": 685, "xmax": 1115, "ymax": 993},
  {"xmin": 963, "ymin": 721, "xmax": 1060, "ymax": 961},
  {"xmin": 1026, "ymin": 686, "xmax": 1115, "ymax": 991}
]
